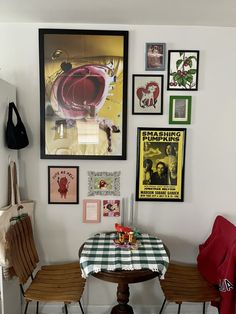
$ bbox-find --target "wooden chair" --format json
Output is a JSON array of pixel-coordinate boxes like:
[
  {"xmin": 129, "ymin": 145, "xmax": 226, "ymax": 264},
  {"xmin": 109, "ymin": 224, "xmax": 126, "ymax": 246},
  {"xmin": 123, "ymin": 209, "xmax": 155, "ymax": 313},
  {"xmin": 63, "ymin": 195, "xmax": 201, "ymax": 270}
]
[
  {"xmin": 159, "ymin": 262, "xmax": 220, "ymax": 314},
  {"xmin": 5, "ymin": 215, "xmax": 86, "ymax": 314}
]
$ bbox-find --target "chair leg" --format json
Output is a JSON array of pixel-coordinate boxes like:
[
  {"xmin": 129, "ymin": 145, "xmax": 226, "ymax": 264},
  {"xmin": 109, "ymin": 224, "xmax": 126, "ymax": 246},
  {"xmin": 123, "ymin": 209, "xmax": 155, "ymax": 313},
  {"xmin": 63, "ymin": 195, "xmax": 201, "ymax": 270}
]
[
  {"xmin": 64, "ymin": 304, "xmax": 68, "ymax": 314},
  {"xmin": 159, "ymin": 298, "xmax": 166, "ymax": 314},
  {"xmin": 36, "ymin": 301, "xmax": 39, "ymax": 314},
  {"xmin": 79, "ymin": 300, "xmax": 85, "ymax": 314},
  {"xmin": 24, "ymin": 302, "xmax": 29, "ymax": 314},
  {"xmin": 177, "ymin": 303, "xmax": 182, "ymax": 314},
  {"xmin": 203, "ymin": 302, "xmax": 206, "ymax": 314}
]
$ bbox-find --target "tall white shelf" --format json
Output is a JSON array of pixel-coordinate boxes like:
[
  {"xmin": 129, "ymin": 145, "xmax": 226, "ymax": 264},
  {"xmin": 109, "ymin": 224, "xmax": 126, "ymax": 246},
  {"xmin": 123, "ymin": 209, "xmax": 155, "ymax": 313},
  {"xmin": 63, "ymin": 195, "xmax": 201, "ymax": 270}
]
[{"xmin": 0, "ymin": 79, "xmax": 21, "ymax": 314}]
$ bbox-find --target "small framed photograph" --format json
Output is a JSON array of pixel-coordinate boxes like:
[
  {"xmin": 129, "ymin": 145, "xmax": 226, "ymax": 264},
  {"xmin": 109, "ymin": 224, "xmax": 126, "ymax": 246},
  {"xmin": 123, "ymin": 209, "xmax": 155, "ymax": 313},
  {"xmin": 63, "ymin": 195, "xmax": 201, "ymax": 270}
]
[
  {"xmin": 83, "ymin": 199, "xmax": 101, "ymax": 223},
  {"xmin": 145, "ymin": 43, "xmax": 166, "ymax": 71},
  {"xmin": 48, "ymin": 166, "xmax": 79, "ymax": 204},
  {"xmin": 167, "ymin": 50, "xmax": 200, "ymax": 90},
  {"xmin": 169, "ymin": 96, "xmax": 192, "ymax": 124},
  {"xmin": 103, "ymin": 200, "xmax": 120, "ymax": 217},
  {"xmin": 88, "ymin": 171, "xmax": 120, "ymax": 196},
  {"xmin": 132, "ymin": 74, "xmax": 164, "ymax": 115}
]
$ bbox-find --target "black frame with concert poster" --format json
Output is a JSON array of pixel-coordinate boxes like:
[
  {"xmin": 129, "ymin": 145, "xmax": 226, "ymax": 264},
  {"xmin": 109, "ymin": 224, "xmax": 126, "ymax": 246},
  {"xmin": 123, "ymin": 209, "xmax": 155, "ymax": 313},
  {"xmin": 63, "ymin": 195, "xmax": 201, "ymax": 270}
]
[
  {"xmin": 39, "ymin": 29, "xmax": 128, "ymax": 160},
  {"xmin": 136, "ymin": 128, "xmax": 186, "ymax": 202}
]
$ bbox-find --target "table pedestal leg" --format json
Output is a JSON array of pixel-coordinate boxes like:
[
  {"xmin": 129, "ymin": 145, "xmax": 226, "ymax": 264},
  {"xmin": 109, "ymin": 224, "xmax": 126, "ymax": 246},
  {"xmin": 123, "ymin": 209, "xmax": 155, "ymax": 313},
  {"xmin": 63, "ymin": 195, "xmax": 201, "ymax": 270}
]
[{"xmin": 111, "ymin": 283, "xmax": 134, "ymax": 314}]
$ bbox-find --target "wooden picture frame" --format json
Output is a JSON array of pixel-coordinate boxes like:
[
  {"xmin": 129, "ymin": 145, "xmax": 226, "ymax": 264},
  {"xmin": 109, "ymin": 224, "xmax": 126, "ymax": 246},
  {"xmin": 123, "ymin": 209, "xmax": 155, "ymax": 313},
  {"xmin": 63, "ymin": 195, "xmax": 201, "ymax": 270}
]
[
  {"xmin": 48, "ymin": 166, "xmax": 79, "ymax": 204},
  {"xmin": 167, "ymin": 50, "xmax": 200, "ymax": 90},
  {"xmin": 39, "ymin": 29, "xmax": 129, "ymax": 160},
  {"xmin": 145, "ymin": 43, "xmax": 166, "ymax": 71},
  {"xmin": 83, "ymin": 199, "xmax": 101, "ymax": 223},
  {"xmin": 136, "ymin": 128, "xmax": 186, "ymax": 202},
  {"xmin": 169, "ymin": 96, "xmax": 192, "ymax": 124},
  {"xmin": 132, "ymin": 74, "xmax": 164, "ymax": 115}
]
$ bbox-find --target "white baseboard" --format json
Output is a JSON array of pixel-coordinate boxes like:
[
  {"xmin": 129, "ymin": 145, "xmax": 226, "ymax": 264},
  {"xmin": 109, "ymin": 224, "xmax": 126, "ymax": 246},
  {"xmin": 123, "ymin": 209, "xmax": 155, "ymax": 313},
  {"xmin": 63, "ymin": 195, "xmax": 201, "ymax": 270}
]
[{"xmin": 26, "ymin": 301, "xmax": 219, "ymax": 314}]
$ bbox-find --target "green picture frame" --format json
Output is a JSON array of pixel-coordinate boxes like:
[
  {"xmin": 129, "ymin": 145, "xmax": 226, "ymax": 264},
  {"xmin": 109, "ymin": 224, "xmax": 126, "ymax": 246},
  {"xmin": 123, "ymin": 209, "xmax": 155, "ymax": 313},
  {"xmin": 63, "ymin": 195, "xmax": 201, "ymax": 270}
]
[{"xmin": 169, "ymin": 96, "xmax": 192, "ymax": 125}]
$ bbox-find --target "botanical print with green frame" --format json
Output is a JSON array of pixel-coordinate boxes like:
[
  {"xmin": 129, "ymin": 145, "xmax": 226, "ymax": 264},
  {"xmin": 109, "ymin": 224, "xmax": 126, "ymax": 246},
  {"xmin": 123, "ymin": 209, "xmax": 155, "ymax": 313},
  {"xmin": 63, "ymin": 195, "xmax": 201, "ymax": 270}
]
[
  {"xmin": 169, "ymin": 96, "xmax": 192, "ymax": 124},
  {"xmin": 88, "ymin": 171, "xmax": 120, "ymax": 196},
  {"xmin": 167, "ymin": 50, "xmax": 199, "ymax": 90}
]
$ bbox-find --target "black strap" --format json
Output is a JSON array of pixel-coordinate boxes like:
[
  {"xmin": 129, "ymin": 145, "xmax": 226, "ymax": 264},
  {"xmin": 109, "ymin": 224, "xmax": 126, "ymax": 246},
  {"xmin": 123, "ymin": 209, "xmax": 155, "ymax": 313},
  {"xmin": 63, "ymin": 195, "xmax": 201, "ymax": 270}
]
[{"xmin": 8, "ymin": 102, "xmax": 22, "ymax": 123}]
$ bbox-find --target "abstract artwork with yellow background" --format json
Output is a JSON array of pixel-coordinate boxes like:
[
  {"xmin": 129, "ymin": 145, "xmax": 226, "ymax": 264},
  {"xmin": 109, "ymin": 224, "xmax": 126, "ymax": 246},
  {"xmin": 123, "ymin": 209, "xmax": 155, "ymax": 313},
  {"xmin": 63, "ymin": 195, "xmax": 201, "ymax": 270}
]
[{"xmin": 39, "ymin": 29, "xmax": 128, "ymax": 159}]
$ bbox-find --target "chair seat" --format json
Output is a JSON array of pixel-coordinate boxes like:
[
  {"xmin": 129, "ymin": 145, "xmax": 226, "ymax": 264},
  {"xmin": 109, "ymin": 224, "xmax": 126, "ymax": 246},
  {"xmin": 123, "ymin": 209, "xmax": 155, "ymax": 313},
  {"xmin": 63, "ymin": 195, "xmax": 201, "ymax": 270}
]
[
  {"xmin": 24, "ymin": 262, "xmax": 86, "ymax": 303},
  {"xmin": 159, "ymin": 262, "xmax": 220, "ymax": 303}
]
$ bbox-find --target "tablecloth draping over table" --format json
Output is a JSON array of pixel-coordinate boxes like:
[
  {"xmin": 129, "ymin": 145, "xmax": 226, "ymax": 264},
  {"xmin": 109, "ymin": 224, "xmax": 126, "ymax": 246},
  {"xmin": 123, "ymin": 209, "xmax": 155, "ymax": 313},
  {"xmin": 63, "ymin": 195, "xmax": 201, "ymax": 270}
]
[{"xmin": 79, "ymin": 233, "xmax": 169, "ymax": 279}]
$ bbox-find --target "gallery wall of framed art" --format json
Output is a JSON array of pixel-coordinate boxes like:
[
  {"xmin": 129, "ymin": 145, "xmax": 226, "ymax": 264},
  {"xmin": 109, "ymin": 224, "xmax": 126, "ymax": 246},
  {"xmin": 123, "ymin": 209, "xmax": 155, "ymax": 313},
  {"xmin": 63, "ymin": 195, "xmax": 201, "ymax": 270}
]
[{"xmin": 39, "ymin": 28, "xmax": 200, "ymax": 208}]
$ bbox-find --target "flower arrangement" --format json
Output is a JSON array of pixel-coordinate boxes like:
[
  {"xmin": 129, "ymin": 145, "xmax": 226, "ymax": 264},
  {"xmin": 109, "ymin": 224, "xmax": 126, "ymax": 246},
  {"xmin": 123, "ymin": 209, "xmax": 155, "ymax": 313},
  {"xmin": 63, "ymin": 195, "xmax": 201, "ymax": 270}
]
[{"xmin": 114, "ymin": 223, "xmax": 141, "ymax": 245}]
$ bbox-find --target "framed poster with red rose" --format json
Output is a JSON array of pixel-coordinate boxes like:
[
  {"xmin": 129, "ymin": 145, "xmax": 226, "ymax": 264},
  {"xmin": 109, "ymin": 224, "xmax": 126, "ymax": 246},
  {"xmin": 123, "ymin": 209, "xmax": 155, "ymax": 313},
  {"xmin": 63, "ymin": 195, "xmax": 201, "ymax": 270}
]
[
  {"xmin": 48, "ymin": 166, "xmax": 79, "ymax": 204},
  {"xmin": 39, "ymin": 29, "xmax": 128, "ymax": 159},
  {"xmin": 132, "ymin": 74, "xmax": 163, "ymax": 115}
]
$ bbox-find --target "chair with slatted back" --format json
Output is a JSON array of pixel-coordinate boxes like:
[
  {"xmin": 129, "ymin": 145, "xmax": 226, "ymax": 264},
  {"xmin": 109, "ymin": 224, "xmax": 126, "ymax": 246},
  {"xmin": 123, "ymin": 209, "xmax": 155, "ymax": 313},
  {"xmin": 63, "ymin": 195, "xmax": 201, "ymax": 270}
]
[
  {"xmin": 5, "ymin": 215, "xmax": 86, "ymax": 314},
  {"xmin": 158, "ymin": 262, "xmax": 220, "ymax": 314}
]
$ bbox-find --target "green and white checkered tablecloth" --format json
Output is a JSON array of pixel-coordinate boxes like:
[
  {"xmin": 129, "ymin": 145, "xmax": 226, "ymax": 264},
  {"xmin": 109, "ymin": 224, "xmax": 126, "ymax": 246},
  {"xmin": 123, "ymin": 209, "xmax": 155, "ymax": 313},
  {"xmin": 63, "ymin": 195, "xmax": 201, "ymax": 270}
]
[{"xmin": 79, "ymin": 233, "xmax": 169, "ymax": 278}]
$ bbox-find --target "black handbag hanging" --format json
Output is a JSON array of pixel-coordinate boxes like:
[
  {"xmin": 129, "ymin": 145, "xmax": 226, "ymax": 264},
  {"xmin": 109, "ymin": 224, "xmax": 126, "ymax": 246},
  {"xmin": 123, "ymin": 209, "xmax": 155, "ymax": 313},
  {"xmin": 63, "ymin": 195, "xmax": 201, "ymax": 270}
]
[{"xmin": 6, "ymin": 102, "xmax": 29, "ymax": 149}]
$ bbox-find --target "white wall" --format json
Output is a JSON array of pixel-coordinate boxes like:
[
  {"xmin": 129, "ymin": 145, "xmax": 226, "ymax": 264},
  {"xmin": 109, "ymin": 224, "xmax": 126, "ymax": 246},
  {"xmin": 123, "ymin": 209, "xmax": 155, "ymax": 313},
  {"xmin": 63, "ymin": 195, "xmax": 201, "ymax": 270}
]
[{"xmin": 1, "ymin": 23, "xmax": 236, "ymax": 309}]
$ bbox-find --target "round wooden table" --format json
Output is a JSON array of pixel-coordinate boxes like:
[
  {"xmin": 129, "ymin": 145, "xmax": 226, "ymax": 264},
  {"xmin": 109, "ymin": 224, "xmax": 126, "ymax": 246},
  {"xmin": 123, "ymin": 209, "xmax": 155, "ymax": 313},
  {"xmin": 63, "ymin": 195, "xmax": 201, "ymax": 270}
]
[
  {"xmin": 79, "ymin": 236, "xmax": 169, "ymax": 314},
  {"xmin": 92, "ymin": 268, "xmax": 159, "ymax": 314}
]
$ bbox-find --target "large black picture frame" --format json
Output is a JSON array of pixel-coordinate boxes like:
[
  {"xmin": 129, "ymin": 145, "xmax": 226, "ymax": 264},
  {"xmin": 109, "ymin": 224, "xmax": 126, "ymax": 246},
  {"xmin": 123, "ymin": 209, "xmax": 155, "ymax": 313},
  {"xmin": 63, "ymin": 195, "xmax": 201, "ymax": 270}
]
[{"xmin": 39, "ymin": 29, "xmax": 128, "ymax": 159}]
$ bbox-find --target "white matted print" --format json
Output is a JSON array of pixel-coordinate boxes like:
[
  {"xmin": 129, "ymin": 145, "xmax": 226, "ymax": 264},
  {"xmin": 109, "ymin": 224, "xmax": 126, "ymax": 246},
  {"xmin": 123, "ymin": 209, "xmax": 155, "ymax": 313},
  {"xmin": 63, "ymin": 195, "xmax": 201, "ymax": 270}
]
[
  {"xmin": 132, "ymin": 74, "xmax": 163, "ymax": 115},
  {"xmin": 103, "ymin": 200, "xmax": 120, "ymax": 217}
]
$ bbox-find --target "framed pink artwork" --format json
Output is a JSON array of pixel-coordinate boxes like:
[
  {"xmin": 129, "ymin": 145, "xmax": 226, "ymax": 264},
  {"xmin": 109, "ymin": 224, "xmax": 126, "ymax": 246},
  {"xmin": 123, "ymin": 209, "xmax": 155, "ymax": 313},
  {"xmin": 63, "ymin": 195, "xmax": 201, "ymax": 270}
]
[
  {"xmin": 103, "ymin": 200, "xmax": 120, "ymax": 217},
  {"xmin": 83, "ymin": 199, "xmax": 101, "ymax": 223},
  {"xmin": 48, "ymin": 166, "xmax": 79, "ymax": 204}
]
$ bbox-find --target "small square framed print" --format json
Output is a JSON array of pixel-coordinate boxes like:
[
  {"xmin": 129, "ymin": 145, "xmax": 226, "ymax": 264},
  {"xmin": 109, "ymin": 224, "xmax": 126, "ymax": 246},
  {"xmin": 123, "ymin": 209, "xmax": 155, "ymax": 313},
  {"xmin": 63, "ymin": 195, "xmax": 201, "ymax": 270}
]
[
  {"xmin": 145, "ymin": 43, "xmax": 166, "ymax": 71},
  {"xmin": 167, "ymin": 50, "xmax": 199, "ymax": 90},
  {"xmin": 132, "ymin": 74, "xmax": 163, "ymax": 115},
  {"xmin": 103, "ymin": 200, "xmax": 120, "ymax": 217},
  {"xmin": 83, "ymin": 199, "xmax": 101, "ymax": 223},
  {"xmin": 48, "ymin": 166, "xmax": 79, "ymax": 204},
  {"xmin": 169, "ymin": 96, "xmax": 192, "ymax": 124}
]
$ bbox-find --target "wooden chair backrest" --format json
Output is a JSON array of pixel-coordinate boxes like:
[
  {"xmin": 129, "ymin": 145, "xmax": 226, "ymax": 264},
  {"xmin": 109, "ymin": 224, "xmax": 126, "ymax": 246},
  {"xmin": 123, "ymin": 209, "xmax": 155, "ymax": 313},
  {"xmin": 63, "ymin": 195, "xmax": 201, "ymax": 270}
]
[{"xmin": 6, "ymin": 215, "xmax": 39, "ymax": 284}]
